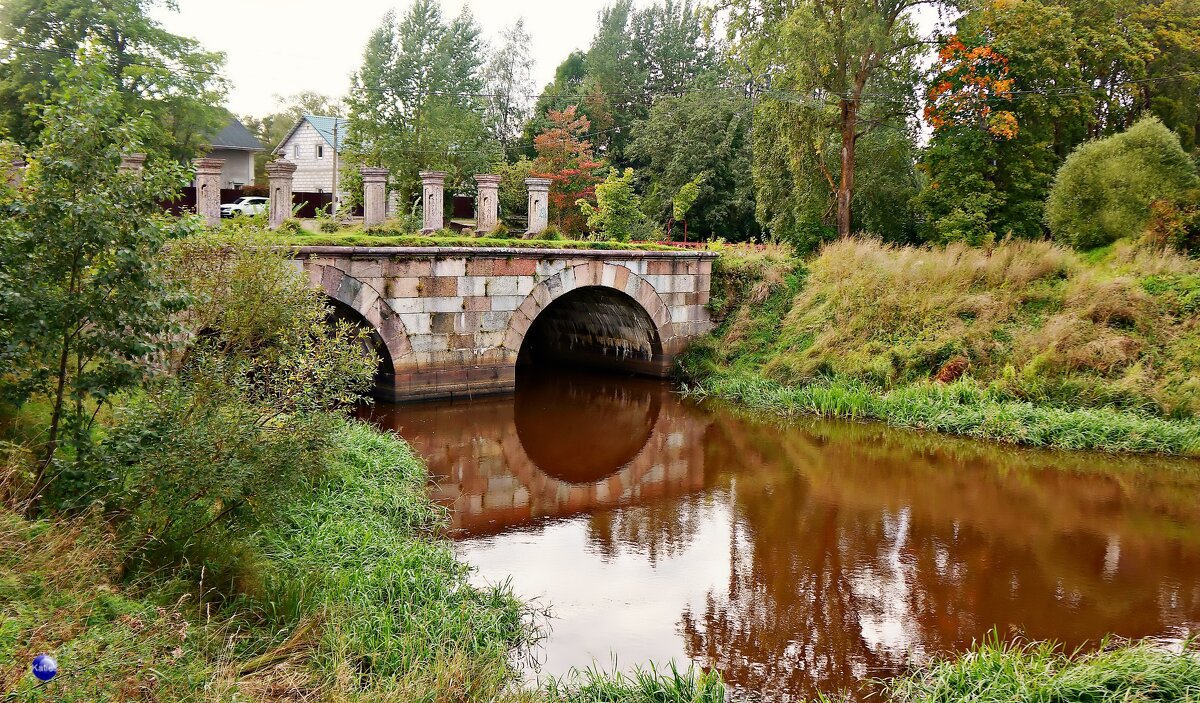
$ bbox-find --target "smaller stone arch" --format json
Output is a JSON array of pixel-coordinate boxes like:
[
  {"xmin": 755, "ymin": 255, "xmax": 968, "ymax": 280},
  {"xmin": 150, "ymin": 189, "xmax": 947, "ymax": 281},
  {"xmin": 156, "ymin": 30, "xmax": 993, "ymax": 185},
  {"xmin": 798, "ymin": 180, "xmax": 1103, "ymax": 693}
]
[
  {"xmin": 307, "ymin": 262, "xmax": 411, "ymax": 369},
  {"xmin": 502, "ymin": 261, "xmax": 674, "ymax": 367}
]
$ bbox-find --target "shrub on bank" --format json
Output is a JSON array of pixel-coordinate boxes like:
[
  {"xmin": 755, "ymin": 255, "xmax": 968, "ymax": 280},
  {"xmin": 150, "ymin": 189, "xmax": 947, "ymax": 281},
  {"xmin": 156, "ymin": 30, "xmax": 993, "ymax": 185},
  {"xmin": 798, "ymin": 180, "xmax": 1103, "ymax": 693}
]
[{"xmin": 1046, "ymin": 118, "xmax": 1199, "ymax": 250}]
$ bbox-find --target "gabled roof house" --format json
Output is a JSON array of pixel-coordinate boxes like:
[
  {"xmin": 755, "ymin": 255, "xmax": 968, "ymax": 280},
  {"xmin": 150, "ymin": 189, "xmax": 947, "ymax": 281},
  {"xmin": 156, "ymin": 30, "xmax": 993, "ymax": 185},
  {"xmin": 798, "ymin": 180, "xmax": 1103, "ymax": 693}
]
[
  {"xmin": 273, "ymin": 115, "xmax": 350, "ymax": 194},
  {"xmin": 202, "ymin": 115, "xmax": 264, "ymax": 188}
]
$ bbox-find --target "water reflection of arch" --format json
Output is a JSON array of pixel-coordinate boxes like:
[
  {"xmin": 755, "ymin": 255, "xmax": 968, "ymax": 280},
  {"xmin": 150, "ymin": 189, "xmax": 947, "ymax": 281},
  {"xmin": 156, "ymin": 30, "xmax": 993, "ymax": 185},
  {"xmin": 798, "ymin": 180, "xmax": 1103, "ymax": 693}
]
[{"xmin": 373, "ymin": 372, "xmax": 712, "ymax": 537}]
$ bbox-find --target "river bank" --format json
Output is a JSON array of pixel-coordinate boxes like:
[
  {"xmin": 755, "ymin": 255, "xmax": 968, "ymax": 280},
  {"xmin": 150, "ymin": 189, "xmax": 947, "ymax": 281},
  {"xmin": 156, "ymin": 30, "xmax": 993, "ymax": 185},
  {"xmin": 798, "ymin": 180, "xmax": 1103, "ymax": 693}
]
[
  {"xmin": 680, "ymin": 239, "xmax": 1200, "ymax": 455},
  {"xmin": 0, "ymin": 419, "xmax": 725, "ymax": 702}
]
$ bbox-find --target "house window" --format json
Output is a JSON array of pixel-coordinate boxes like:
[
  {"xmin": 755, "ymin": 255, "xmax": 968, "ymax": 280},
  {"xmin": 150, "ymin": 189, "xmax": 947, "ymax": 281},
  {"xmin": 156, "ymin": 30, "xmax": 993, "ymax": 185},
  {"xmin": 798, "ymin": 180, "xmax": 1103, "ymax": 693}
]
[
  {"xmin": 293, "ymin": 145, "xmax": 301, "ymax": 160},
  {"xmin": 316, "ymin": 145, "xmax": 324, "ymax": 158}
]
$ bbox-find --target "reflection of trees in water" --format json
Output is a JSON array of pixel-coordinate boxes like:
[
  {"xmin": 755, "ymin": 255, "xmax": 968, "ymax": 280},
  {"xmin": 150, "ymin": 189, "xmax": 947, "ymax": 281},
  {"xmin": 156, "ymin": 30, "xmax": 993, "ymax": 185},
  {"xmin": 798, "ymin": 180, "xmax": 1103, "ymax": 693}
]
[
  {"xmin": 586, "ymin": 493, "xmax": 713, "ymax": 565},
  {"xmin": 679, "ymin": 415, "xmax": 1200, "ymax": 701}
]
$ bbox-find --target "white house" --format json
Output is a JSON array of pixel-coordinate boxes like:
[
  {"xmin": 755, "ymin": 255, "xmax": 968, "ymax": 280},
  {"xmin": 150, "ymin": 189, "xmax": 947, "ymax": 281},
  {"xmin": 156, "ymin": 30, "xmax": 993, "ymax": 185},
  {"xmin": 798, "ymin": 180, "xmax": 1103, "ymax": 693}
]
[
  {"xmin": 201, "ymin": 115, "xmax": 264, "ymax": 188},
  {"xmin": 273, "ymin": 114, "xmax": 349, "ymax": 196}
]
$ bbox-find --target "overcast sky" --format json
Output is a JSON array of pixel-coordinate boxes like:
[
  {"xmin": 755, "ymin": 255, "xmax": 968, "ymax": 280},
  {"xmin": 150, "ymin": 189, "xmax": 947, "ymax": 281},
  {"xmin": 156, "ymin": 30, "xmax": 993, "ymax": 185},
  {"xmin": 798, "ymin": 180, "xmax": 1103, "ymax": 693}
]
[{"xmin": 152, "ymin": 0, "xmax": 659, "ymax": 118}]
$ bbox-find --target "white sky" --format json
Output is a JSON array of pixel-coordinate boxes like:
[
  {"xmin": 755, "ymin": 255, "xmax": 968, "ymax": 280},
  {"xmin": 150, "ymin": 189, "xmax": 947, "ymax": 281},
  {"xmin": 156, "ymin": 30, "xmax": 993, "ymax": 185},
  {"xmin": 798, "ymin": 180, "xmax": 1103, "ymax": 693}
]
[{"xmin": 153, "ymin": 0, "xmax": 659, "ymax": 117}]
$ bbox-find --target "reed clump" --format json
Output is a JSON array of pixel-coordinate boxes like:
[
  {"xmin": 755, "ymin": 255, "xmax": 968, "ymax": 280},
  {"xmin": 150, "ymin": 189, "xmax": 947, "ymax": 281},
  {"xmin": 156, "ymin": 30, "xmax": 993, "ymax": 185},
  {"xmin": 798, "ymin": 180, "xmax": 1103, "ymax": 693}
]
[{"xmin": 885, "ymin": 633, "xmax": 1200, "ymax": 703}]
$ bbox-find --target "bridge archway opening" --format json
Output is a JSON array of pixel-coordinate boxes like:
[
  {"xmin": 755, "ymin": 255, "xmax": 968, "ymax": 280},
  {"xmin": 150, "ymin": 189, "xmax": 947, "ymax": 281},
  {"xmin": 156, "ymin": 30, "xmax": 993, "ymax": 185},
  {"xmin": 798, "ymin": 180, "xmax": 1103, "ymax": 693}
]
[
  {"xmin": 516, "ymin": 285, "xmax": 664, "ymax": 376},
  {"xmin": 325, "ymin": 297, "xmax": 395, "ymax": 378}
]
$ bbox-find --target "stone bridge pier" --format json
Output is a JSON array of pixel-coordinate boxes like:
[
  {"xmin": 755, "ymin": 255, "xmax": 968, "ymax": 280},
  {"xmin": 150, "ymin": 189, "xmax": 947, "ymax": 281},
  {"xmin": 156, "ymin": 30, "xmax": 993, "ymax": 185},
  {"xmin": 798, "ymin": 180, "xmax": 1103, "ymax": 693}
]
[{"xmin": 291, "ymin": 246, "xmax": 717, "ymax": 401}]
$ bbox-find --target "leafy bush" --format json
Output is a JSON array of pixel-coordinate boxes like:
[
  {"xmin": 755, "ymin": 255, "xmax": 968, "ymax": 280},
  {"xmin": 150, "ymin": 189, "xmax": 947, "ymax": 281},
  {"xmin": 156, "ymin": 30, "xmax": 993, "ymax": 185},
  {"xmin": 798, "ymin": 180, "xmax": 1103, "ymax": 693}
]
[
  {"xmin": 540, "ymin": 225, "xmax": 564, "ymax": 241},
  {"xmin": 1047, "ymin": 118, "xmax": 1200, "ymax": 250},
  {"xmin": 82, "ymin": 233, "xmax": 375, "ymax": 586},
  {"xmin": 1145, "ymin": 193, "xmax": 1200, "ymax": 254},
  {"xmin": 488, "ymin": 222, "xmax": 513, "ymax": 238},
  {"xmin": 578, "ymin": 168, "xmax": 650, "ymax": 243}
]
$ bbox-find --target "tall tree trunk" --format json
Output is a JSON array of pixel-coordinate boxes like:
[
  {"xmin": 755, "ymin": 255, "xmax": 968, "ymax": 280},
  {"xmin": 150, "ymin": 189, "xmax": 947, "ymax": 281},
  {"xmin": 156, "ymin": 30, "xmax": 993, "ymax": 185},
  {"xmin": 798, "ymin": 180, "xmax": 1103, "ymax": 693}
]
[{"xmin": 837, "ymin": 98, "xmax": 859, "ymax": 239}]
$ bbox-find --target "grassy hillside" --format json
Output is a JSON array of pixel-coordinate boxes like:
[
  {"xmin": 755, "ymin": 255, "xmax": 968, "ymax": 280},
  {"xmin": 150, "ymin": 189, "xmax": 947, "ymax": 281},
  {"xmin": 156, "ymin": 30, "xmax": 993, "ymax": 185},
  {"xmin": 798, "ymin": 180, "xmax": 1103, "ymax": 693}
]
[{"xmin": 682, "ymin": 239, "xmax": 1200, "ymax": 454}]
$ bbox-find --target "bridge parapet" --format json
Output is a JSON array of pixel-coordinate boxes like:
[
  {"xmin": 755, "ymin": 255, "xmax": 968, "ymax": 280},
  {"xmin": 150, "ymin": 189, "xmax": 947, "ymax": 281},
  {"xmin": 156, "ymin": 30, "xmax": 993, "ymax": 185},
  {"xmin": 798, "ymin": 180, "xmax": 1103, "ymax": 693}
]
[{"xmin": 291, "ymin": 246, "xmax": 717, "ymax": 400}]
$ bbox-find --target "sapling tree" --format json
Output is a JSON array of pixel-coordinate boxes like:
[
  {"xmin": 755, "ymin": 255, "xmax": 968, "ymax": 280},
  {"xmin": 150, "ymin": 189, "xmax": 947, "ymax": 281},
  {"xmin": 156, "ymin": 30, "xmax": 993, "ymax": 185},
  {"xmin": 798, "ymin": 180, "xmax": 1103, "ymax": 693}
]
[
  {"xmin": 578, "ymin": 168, "xmax": 649, "ymax": 242},
  {"xmin": 0, "ymin": 53, "xmax": 193, "ymax": 512},
  {"xmin": 671, "ymin": 175, "xmax": 704, "ymax": 241}
]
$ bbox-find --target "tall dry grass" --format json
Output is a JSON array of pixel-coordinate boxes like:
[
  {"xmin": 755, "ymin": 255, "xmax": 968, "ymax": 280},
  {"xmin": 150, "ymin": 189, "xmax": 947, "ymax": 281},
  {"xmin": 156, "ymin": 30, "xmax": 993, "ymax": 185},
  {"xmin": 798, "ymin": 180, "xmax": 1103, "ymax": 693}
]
[{"xmin": 754, "ymin": 238, "xmax": 1200, "ymax": 418}]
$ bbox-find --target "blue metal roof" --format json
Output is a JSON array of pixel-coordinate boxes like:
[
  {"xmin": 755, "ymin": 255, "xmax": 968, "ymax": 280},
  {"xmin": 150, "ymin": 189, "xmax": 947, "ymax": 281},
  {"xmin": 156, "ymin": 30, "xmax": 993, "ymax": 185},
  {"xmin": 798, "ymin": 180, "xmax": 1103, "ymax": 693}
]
[{"xmin": 304, "ymin": 115, "xmax": 350, "ymax": 152}]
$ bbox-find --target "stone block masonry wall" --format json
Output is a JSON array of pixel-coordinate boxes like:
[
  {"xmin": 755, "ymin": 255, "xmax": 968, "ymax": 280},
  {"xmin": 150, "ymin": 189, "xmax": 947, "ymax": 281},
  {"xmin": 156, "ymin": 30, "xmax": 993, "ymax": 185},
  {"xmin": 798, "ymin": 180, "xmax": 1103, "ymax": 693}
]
[{"xmin": 293, "ymin": 247, "xmax": 716, "ymax": 401}]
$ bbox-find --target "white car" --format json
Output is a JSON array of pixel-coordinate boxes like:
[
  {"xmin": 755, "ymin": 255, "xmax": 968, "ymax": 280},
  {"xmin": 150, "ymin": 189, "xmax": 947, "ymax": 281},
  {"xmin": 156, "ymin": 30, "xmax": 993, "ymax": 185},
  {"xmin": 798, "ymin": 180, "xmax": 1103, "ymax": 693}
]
[{"xmin": 220, "ymin": 196, "xmax": 268, "ymax": 218}]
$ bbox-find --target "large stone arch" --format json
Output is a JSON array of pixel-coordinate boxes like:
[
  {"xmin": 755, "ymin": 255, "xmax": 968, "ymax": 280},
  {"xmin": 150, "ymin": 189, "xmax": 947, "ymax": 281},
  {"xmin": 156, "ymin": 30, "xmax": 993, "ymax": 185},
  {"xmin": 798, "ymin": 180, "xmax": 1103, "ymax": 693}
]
[
  {"xmin": 306, "ymin": 262, "xmax": 411, "ymax": 369},
  {"xmin": 501, "ymin": 261, "xmax": 674, "ymax": 365}
]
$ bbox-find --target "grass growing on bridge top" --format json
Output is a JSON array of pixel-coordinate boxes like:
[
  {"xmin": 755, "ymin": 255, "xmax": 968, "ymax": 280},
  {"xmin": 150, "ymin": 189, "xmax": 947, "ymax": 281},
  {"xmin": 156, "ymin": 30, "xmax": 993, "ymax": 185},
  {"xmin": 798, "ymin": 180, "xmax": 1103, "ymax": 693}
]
[{"xmin": 279, "ymin": 228, "xmax": 682, "ymax": 251}]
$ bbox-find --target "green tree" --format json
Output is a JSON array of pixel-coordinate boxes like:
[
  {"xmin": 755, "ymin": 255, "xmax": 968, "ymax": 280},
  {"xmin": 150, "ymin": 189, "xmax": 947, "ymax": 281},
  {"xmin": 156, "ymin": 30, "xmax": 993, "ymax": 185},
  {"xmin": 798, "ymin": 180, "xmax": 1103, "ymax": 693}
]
[
  {"xmin": 579, "ymin": 168, "xmax": 650, "ymax": 242},
  {"xmin": 497, "ymin": 156, "xmax": 535, "ymax": 223},
  {"xmin": 485, "ymin": 19, "xmax": 535, "ymax": 150},
  {"xmin": 726, "ymin": 0, "xmax": 938, "ymax": 239},
  {"xmin": 914, "ymin": 33, "xmax": 1021, "ymax": 244},
  {"xmin": 628, "ymin": 91, "xmax": 757, "ymax": 240},
  {"xmin": 521, "ymin": 1, "xmax": 717, "ymax": 167},
  {"xmin": 1046, "ymin": 117, "xmax": 1199, "ymax": 249},
  {"xmin": 347, "ymin": 2, "xmax": 499, "ymax": 208},
  {"xmin": 0, "ymin": 54, "xmax": 193, "ymax": 509},
  {"xmin": 0, "ymin": 0, "xmax": 228, "ymax": 161}
]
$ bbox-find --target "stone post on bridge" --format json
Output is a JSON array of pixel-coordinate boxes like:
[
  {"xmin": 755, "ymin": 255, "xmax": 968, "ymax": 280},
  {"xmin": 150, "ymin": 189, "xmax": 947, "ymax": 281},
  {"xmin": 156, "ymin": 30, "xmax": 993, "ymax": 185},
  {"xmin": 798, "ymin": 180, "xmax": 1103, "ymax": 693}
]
[
  {"xmin": 265, "ymin": 158, "xmax": 297, "ymax": 230},
  {"xmin": 192, "ymin": 157, "xmax": 224, "ymax": 227},
  {"xmin": 420, "ymin": 171, "xmax": 446, "ymax": 234},
  {"xmin": 474, "ymin": 174, "xmax": 501, "ymax": 235},
  {"xmin": 119, "ymin": 153, "xmax": 147, "ymax": 174},
  {"xmin": 387, "ymin": 190, "xmax": 400, "ymax": 219},
  {"xmin": 360, "ymin": 166, "xmax": 389, "ymax": 228},
  {"xmin": 525, "ymin": 177, "xmax": 551, "ymax": 236}
]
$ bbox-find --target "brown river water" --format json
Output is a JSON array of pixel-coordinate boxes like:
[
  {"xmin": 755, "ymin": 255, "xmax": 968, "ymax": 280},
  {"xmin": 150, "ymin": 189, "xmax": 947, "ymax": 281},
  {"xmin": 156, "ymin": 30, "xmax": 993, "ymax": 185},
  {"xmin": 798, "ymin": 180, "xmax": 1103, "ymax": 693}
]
[{"xmin": 360, "ymin": 367, "xmax": 1200, "ymax": 702}]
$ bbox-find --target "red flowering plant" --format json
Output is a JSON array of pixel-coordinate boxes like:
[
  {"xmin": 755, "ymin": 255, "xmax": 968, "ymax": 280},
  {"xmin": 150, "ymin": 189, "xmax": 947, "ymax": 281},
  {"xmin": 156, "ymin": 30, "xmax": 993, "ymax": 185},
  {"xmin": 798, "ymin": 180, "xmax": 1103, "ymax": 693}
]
[{"xmin": 531, "ymin": 106, "xmax": 606, "ymax": 235}]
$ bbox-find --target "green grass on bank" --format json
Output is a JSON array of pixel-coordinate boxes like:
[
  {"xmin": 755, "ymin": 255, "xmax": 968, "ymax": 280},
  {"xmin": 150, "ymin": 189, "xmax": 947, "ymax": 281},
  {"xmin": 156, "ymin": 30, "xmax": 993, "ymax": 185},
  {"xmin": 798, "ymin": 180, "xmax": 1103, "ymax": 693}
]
[
  {"xmin": 681, "ymin": 238, "xmax": 1200, "ymax": 455},
  {"xmin": 254, "ymin": 420, "xmax": 540, "ymax": 699},
  {"xmin": 884, "ymin": 633, "xmax": 1200, "ymax": 703},
  {"xmin": 687, "ymin": 373, "xmax": 1200, "ymax": 455}
]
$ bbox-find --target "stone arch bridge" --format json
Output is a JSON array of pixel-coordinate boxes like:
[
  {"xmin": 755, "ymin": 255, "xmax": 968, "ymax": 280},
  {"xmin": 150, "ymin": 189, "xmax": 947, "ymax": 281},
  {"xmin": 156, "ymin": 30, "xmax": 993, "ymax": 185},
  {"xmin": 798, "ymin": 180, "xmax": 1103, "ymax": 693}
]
[{"xmin": 292, "ymin": 246, "xmax": 717, "ymax": 400}]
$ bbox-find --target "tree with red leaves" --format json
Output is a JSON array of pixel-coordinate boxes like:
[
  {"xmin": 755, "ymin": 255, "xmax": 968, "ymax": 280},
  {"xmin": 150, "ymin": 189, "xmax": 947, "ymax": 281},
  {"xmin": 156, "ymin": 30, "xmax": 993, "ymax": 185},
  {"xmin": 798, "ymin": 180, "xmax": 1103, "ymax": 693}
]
[{"xmin": 531, "ymin": 106, "xmax": 606, "ymax": 235}]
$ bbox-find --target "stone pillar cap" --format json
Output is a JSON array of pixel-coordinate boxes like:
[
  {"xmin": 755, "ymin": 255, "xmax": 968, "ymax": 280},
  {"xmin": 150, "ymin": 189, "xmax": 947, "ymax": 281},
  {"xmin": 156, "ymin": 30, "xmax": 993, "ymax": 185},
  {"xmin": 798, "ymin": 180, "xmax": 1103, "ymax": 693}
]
[
  {"xmin": 266, "ymin": 158, "xmax": 298, "ymax": 176},
  {"xmin": 192, "ymin": 157, "xmax": 225, "ymax": 175},
  {"xmin": 474, "ymin": 174, "xmax": 501, "ymax": 186},
  {"xmin": 525, "ymin": 177, "xmax": 552, "ymax": 189},
  {"xmin": 419, "ymin": 170, "xmax": 448, "ymax": 182},
  {"xmin": 360, "ymin": 166, "xmax": 389, "ymax": 181},
  {"xmin": 120, "ymin": 153, "xmax": 146, "ymax": 165}
]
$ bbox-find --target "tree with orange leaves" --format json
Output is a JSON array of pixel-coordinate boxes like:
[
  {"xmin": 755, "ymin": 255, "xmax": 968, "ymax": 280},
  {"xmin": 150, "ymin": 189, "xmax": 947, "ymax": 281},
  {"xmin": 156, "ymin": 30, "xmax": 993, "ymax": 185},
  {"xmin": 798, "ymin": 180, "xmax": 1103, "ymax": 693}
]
[
  {"xmin": 915, "ymin": 34, "xmax": 1023, "ymax": 245},
  {"xmin": 925, "ymin": 35, "xmax": 1019, "ymax": 140},
  {"xmin": 531, "ymin": 106, "xmax": 606, "ymax": 235}
]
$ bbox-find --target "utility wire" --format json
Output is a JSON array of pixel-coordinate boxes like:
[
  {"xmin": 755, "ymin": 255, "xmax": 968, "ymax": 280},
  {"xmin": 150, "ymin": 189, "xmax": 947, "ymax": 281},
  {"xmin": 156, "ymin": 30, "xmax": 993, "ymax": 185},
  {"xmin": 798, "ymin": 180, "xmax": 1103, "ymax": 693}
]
[{"xmin": 6, "ymin": 40, "xmax": 1198, "ymax": 110}]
